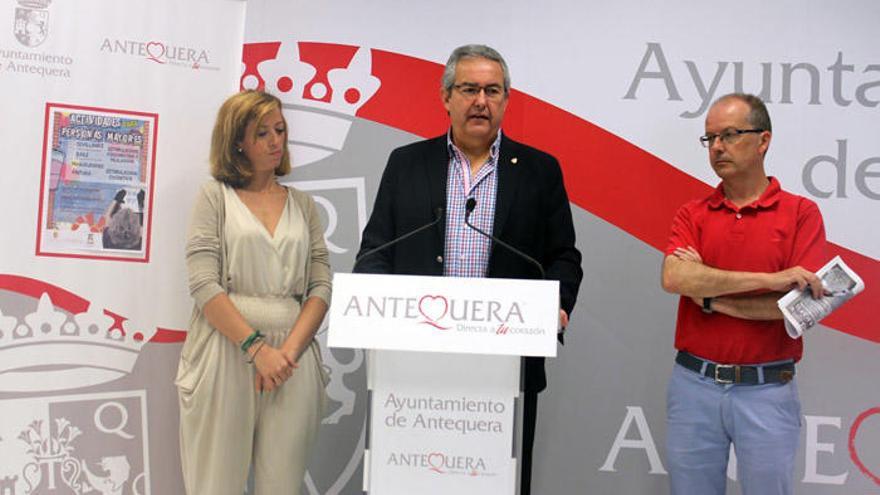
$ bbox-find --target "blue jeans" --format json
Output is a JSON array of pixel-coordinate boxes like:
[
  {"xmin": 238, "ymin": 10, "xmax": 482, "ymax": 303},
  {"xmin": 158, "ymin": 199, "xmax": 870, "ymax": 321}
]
[{"xmin": 666, "ymin": 362, "xmax": 801, "ymax": 495}]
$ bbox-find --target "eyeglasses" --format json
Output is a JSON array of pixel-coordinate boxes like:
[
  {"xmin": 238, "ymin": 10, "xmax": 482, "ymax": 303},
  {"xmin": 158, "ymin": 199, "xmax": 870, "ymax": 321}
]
[
  {"xmin": 699, "ymin": 128, "xmax": 764, "ymax": 147},
  {"xmin": 452, "ymin": 83, "xmax": 506, "ymax": 101}
]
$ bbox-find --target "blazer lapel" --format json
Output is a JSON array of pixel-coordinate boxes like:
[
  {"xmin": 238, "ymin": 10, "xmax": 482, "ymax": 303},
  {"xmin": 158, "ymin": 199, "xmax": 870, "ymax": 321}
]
[
  {"xmin": 424, "ymin": 136, "xmax": 449, "ymax": 247},
  {"xmin": 493, "ymin": 135, "xmax": 522, "ymax": 239}
]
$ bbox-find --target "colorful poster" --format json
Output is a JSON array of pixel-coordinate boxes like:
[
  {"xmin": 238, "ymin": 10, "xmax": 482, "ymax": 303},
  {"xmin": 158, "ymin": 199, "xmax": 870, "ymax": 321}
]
[{"xmin": 36, "ymin": 103, "xmax": 157, "ymax": 262}]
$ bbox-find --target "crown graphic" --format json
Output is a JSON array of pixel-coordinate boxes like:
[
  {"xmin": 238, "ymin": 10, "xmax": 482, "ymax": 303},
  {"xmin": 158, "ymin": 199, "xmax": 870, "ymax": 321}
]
[
  {"xmin": 0, "ymin": 292, "xmax": 153, "ymax": 393},
  {"xmin": 242, "ymin": 41, "xmax": 381, "ymax": 168}
]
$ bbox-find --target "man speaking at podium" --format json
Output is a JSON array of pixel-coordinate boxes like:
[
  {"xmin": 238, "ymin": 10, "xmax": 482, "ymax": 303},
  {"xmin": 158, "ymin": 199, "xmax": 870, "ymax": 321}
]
[{"xmin": 356, "ymin": 44, "xmax": 583, "ymax": 495}]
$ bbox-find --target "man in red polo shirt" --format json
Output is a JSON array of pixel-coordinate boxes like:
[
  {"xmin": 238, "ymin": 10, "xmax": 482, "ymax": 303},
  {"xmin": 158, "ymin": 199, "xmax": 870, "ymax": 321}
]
[{"xmin": 661, "ymin": 93, "xmax": 828, "ymax": 495}]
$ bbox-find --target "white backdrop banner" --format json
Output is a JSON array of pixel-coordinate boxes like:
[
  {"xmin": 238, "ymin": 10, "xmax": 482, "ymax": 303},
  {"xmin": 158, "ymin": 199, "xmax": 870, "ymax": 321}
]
[
  {"xmin": 1, "ymin": 1, "xmax": 877, "ymax": 494},
  {"xmin": 244, "ymin": 1, "xmax": 880, "ymax": 494},
  {"xmin": 0, "ymin": 1, "xmax": 245, "ymax": 494}
]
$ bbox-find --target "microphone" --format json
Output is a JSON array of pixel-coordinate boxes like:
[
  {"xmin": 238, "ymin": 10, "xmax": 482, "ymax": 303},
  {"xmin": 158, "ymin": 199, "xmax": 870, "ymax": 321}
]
[
  {"xmin": 353, "ymin": 207, "xmax": 445, "ymax": 272},
  {"xmin": 464, "ymin": 198, "xmax": 545, "ymax": 279}
]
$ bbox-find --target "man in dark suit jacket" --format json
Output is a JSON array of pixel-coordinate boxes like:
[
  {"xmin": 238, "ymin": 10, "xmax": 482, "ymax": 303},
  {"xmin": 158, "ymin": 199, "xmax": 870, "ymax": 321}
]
[{"xmin": 356, "ymin": 44, "xmax": 582, "ymax": 495}]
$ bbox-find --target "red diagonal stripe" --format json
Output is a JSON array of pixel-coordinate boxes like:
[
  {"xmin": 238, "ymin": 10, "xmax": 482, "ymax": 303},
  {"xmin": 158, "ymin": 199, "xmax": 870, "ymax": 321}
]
[{"xmin": 0, "ymin": 274, "xmax": 90, "ymax": 313}]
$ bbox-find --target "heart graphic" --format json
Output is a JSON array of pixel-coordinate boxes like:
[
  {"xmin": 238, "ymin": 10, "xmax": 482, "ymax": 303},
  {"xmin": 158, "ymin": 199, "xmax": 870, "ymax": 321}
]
[
  {"xmin": 849, "ymin": 407, "xmax": 880, "ymax": 486},
  {"xmin": 418, "ymin": 295, "xmax": 448, "ymax": 323},
  {"xmin": 145, "ymin": 41, "xmax": 166, "ymax": 63},
  {"xmin": 427, "ymin": 452, "xmax": 445, "ymax": 473}
]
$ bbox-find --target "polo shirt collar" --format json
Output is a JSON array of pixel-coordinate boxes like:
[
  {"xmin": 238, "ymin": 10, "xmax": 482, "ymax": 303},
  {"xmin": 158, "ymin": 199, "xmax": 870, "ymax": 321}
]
[{"xmin": 708, "ymin": 176, "xmax": 781, "ymax": 211}]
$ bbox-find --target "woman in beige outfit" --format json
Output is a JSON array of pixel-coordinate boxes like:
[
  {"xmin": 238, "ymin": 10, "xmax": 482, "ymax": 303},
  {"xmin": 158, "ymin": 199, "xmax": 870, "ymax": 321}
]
[{"xmin": 176, "ymin": 90, "xmax": 331, "ymax": 495}]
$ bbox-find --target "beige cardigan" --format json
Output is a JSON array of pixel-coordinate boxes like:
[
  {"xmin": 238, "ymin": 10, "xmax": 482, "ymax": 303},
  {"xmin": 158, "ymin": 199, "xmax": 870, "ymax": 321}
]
[{"xmin": 179, "ymin": 179, "xmax": 332, "ymax": 364}]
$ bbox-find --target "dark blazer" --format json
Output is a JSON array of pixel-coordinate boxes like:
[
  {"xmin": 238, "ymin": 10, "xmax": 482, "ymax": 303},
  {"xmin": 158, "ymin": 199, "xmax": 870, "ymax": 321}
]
[{"xmin": 356, "ymin": 134, "xmax": 583, "ymax": 392}]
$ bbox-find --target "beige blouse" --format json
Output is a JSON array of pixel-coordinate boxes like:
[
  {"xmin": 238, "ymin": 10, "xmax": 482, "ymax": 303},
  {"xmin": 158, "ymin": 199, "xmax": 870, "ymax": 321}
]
[
  {"xmin": 222, "ymin": 184, "xmax": 307, "ymax": 298},
  {"xmin": 181, "ymin": 179, "xmax": 331, "ymax": 362}
]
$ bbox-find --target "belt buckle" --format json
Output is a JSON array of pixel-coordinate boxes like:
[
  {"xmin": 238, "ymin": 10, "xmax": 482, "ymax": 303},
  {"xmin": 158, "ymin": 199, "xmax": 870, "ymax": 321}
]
[
  {"xmin": 714, "ymin": 364, "xmax": 734, "ymax": 384},
  {"xmin": 779, "ymin": 369, "xmax": 794, "ymax": 384}
]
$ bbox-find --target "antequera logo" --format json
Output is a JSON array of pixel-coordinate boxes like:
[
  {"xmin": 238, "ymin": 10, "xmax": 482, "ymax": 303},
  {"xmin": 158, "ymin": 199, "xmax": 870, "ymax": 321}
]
[
  {"xmin": 13, "ymin": 0, "xmax": 51, "ymax": 48},
  {"xmin": 341, "ymin": 292, "xmax": 541, "ymax": 336},
  {"xmin": 99, "ymin": 38, "xmax": 220, "ymax": 71},
  {"xmin": 418, "ymin": 295, "xmax": 451, "ymax": 329},
  {"xmin": 386, "ymin": 451, "xmax": 495, "ymax": 477}
]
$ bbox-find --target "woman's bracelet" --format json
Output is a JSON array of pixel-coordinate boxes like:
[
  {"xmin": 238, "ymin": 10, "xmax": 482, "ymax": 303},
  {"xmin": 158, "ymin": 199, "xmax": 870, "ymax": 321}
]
[
  {"xmin": 247, "ymin": 340, "xmax": 266, "ymax": 364},
  {"xmin": 240, "ymin": 330, "xmax": 263, "ymax": 353}
]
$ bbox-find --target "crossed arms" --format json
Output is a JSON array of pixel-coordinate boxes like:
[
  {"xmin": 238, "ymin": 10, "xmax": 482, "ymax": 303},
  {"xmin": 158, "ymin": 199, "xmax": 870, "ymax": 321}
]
[{"xmin": 661, "ymin": 246, "xmax": 823, "ymax": 320}]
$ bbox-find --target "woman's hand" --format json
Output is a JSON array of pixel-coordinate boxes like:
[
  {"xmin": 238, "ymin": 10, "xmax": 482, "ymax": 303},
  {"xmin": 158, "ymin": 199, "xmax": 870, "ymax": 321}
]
[
  {"xmin": 252, "ymin": 344, "xmax": 297, "ymax": 392},
  {"xmin": 279, "ymin": 342, "xmax": 304, "ymax": 369}
]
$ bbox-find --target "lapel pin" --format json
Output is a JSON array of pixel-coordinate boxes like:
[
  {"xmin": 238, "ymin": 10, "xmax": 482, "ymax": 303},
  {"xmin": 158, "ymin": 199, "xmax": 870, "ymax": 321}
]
[{"xmin": 510, "ymin": 157, "xmax": 518, "ymax": 164}]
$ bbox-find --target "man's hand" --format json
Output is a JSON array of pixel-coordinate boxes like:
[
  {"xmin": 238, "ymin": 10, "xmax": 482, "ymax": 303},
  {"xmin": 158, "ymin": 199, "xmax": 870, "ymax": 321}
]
[
  {"xmin": 664, "ymin": 246, "xmax": 822, "ymax": 301},
  {"xmin": 765, "ymin": 266, "xmax": 823, "ymax": 299},
  {"xmin": 559, "ymin": 309, "xmax": 569, "ymax": 332},
  {"xmin": 672, "ymin": 246, "xmax": 703, "ymax": 264},
  {"xmin": 665, "ymin": 245, "xmax": 822, "ymax": 319}
]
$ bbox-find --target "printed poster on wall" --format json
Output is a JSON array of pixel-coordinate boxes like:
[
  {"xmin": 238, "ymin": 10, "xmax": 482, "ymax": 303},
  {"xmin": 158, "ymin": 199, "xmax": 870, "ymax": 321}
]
[{"xmin": 36, "ymin": 103, "xmax": 158, "ymax": 262}]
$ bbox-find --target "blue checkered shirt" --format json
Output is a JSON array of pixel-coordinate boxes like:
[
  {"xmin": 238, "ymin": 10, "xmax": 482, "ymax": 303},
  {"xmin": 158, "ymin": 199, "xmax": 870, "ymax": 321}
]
[{"xmin": 443, "ymin": 131, "xmax": 501, "ymax": 278}]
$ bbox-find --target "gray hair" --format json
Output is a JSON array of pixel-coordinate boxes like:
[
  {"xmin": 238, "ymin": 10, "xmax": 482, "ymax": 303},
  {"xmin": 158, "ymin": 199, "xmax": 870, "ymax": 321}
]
[
  {"xmin": 441, "ymin": 44, "xmax": 510, "ymax": 94},
  {"xmin": 714, "ymin": 93, "xmax": 772, "ymax": 133}
]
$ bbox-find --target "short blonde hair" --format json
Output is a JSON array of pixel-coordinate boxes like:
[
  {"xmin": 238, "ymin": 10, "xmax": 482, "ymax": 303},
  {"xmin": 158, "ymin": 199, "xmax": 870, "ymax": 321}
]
[{"xmin": 210, "ymin": 90, "xmax": 291, "ymax": 187}]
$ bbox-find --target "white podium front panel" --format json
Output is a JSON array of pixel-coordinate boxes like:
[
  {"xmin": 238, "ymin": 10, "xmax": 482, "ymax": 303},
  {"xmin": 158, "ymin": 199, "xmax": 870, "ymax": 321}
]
[
  {"xmin": 366, "ymin": 350, "xmax": 519, "ymax": 494},
  {"xmin": 329, "ymin": 273, "xmax": 559, "ymax": 357}
]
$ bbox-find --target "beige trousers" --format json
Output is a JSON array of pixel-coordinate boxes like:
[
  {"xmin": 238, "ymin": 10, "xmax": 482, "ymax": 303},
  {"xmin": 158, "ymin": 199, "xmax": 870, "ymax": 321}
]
[{"xmin": 177, "ymin": 294, "xmax": 327, "ymax": 495}]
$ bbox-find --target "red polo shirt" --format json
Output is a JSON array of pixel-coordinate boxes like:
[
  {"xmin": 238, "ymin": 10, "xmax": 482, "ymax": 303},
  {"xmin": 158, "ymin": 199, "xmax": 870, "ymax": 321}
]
[{"xmin": 665, "ymin": 177, "xmax": 827, "ymax": 364}]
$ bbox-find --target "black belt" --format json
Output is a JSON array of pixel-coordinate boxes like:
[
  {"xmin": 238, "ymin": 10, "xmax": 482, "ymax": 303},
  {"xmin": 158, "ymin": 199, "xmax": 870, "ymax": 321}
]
[{"xmin": 676, "ymin": 351, "xmax": 795, "ymax": 385}]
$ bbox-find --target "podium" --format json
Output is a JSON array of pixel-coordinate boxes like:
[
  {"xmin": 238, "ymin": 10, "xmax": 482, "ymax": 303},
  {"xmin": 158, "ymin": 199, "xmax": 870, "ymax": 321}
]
[{"xmin": 328, "ymin": 273, "xmax": 559, "ymax": 495}]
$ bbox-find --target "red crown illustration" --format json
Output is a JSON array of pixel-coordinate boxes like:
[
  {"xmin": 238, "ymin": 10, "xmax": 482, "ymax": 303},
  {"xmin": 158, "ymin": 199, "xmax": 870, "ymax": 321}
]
[
  {"xmin": 242, "ymin": 41, "xmax": 381, "ymax": 167},
  {"xmin": 0, "ymin": 291, "xmax": 153, "ymax": 393}
]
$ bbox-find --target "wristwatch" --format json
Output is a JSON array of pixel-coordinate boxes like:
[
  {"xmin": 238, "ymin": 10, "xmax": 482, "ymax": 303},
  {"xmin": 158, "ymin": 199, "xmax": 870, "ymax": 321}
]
[{"xmin": 702, "ymin": 297, "xmax": 713, "ymax": 314}]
